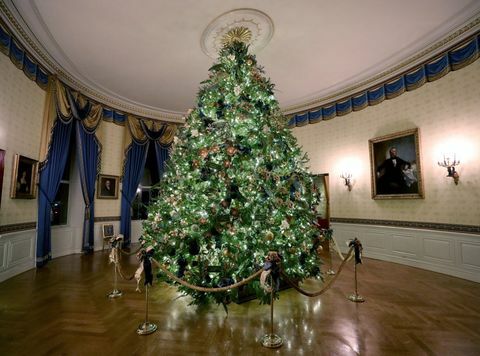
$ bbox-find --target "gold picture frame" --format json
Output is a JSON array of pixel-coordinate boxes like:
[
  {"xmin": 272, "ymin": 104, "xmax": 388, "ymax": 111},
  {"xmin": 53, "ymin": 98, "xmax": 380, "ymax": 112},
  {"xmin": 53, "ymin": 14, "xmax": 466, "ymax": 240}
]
[
  {"xmin": 369, "ymin": 128, "xmax": 424, "ymax": 200},
  {"xmin": 312, "ymin": 173, "xmax": 330, "ymax": 227},
  {"xmin": 97, "ymin": 174, "xmax": 119, "ymax": 199},
  {"xmin": 10, "ymin": 154, "xmax": 39, "ymax": 199},
  {"xmin": 102, "ymin": 223, "xmax": 115, "ymax": 250},
  {"xmin": 0, "ymin": 149, "xmax": 5, "ymax": 207}
]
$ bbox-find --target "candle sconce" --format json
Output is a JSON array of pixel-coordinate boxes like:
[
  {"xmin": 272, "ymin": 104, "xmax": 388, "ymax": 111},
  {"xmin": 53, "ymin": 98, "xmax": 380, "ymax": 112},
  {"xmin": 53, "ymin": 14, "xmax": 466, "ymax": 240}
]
[
  {"xmin": 438, "ymin": 154, "xmax": 460, "ymax": 185},
  {"xmin": 340, "ymin": 172, "xmax": 353, "ymax": 191}
]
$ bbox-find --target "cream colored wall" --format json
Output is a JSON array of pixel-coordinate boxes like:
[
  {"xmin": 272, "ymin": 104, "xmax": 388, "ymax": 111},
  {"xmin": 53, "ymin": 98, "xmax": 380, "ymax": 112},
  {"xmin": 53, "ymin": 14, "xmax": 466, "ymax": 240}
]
[
  {"xmin": 0, "ymin": 54, "xmax": 45, "ymax": 225},
  {"xmin": 0, "ymin": 52, "xmax": 124, "ymax": 223},
  {"xmin": 294, "ymin": 60, "xmax": 480, "ymax": 226},
  {"xmin": 94, "ymin": 121, "xmax": 124, "ymax": 217}
]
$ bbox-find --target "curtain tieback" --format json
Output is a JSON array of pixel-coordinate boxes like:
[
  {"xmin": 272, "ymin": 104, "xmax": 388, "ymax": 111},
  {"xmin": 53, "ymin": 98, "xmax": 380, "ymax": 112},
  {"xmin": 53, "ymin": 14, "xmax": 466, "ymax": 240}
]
[
  {"xmin": 84, "ymin": 204, "xmax": 91, "ymax": 220},
  {"xmin": 121, "ymin": 190, "xmax": 133, "ymax": 207},
  {"xmin": 38, "ymin": 184, "xmax": 54, "ymax": 207}
]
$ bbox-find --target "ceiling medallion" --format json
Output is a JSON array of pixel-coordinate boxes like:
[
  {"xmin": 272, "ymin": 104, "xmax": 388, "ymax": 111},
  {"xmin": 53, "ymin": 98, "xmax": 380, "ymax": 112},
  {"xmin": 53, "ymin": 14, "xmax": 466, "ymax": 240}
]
[{"xmin": 201, "ymin": 8, "xmax": 274, "ymax": 58}]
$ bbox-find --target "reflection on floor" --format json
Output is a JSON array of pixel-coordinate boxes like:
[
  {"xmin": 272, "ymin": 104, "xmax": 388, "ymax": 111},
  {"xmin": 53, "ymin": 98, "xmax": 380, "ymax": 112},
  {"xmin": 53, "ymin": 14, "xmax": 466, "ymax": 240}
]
[{"xmin": 0, "ymin": 247, "xmax": 479, "ymax": 355}]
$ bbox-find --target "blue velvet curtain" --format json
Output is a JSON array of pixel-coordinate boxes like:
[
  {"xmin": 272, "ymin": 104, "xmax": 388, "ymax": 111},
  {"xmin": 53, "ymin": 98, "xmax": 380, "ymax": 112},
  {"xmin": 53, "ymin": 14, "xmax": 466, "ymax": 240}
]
[
  {"xmin": 67, "ymin": 91, "xmax": 101, "ymax": 253},
  {"xmin": 120, "ymin": 141, "xmax": 149, "ymax": 246},
  {"xmin": 37, "ymin": 119, "xmax": 73, "ymax": 266},
  {"xmin": 75, "ymin": 123, "xmax": 100, "ymax": 253},
  {"xmin": 154, "ymin": 141, "xmax": 170, "ymax": 178}
]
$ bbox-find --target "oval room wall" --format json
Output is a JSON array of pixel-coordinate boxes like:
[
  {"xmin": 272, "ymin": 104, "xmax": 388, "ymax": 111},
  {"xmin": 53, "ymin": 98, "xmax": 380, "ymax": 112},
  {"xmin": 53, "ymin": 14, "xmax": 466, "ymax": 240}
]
[
  {"xmin": 293, "ymin": 59, "xmax": 480, "ymax": 283},
  {"xmin": 293, "ymin": 59, "xmax": 480, "ymax": 227}
]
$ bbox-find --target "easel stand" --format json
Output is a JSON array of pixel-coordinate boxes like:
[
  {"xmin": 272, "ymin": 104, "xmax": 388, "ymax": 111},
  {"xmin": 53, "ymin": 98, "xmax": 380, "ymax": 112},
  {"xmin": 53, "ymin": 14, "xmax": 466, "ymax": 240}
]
[
  {"xmin": 260, "ymin": 279, "xmax": 283, "ymax": 348},
  {"xmin": 137, "ymin": 284, "xmax": 157, "ymax": 335},
  {"xmin": 347, "ymin": 263, "xmax": 365, "ymax": 303}
]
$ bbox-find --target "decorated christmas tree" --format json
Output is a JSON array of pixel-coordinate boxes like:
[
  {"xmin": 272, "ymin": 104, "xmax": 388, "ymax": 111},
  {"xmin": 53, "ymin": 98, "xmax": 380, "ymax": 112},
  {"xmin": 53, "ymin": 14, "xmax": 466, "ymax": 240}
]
[{"xmin": 142, "ymin": 39, "xmax": 322, "ymax": 306}]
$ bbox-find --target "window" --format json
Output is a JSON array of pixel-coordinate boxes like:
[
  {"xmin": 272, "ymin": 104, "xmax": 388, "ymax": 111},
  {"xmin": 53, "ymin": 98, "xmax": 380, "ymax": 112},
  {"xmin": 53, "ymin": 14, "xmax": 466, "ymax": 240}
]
[
  {"xmin": 51, "ymin": 148, "xmax": 72, "ymax": 226},
  {"xmin": 132, "ymin": 143, "xmax": 160, "ymax": 220}
]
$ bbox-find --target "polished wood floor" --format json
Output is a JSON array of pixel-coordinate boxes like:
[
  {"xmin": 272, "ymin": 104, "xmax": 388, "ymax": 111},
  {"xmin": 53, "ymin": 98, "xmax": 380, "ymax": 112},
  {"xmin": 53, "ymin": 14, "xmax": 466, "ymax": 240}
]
[{"xmin": 1, "ymin": 248, "xmax": 479, "ymax": 356}]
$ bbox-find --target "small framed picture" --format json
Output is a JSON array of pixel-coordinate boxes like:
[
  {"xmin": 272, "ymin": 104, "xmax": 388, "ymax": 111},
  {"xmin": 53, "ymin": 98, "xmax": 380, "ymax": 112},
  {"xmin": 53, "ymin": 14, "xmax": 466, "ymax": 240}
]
[
  {"xmin": 10, "ymin": 154, "xmax": 39, "ymax": 199},
  {"xmin": 0, "ymin": 149, "xmax": 5, "ymax": 207},
  {"xmin": 102, "ymin": 223, "xmax": 115, "ymax": 238},
  {"xmin": 369, "ymin": 128, "xmax": 424, "ymax": 199},
  {"xmin": 97, "ymin": 174, "xmax": 119, "ymax": 199}
]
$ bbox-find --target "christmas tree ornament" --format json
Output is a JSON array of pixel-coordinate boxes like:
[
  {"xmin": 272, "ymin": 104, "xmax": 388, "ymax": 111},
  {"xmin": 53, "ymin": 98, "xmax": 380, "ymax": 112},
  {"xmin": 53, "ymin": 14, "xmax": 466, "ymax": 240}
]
[
  {"xmin": 226, "ymin": 146, "xmax": 237, "ymax": 156},
  {"xmin": 199, "ymin": 148, "xmax": 209, "ymax": 159},
  {"xmin": 221, "ymin": 200, "xmax": 230, "ymax": 208},
  {"xmin": 265, "ymin": 231, "xmax": 274, "ymax": 241},
  {"xmin": 230, "ymin": 207, "xmax": 240, "ymax": 217}
]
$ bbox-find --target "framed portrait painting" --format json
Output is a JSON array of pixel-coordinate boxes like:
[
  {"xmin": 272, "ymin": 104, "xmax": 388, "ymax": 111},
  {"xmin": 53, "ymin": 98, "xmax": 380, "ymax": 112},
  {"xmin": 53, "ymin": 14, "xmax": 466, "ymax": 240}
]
[
  {"xmin": 10, "ymin": 154, "xmax": 39, "ymax": 199},
  {"xmin": 97, "ymin": 174, "xmax": 119, "ymax": 199},
  {"xmin": 369, "ymin": 128, "xmax": 424, "ymax": 200}
]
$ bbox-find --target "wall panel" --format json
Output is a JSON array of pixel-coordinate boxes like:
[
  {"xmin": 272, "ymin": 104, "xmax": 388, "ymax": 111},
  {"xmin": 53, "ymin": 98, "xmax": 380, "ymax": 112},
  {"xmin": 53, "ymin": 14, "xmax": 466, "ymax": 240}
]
[{"xmin": 332, "ymin": 222, "xmax": 480, "ymax": 283}]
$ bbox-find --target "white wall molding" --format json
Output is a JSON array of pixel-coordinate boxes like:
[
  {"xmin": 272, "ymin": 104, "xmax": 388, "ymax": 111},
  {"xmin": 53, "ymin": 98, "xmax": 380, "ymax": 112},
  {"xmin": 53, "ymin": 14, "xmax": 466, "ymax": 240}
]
[
  {"xmin": 0, "ymin": 219, "xmax": 144, "ymax": 282},
  {"xmin": 332, "ymin": 222, "xmax": 480, "ymax": 283},
  {"xmin": 0, "ymin": 229, "xmax": 35, "ymax": 282}
]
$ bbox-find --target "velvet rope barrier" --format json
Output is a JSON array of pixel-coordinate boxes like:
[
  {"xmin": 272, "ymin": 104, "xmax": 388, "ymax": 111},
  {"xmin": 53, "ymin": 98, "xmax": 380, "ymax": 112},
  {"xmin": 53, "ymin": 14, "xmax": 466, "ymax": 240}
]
[
  {"xmin": 115, "ymin": 260, "xmax": 135, "ymax": 281},
  {"xmin": 119, "ymin": 245, "xmax": 143, "ymax": 256},
  {"xmin": 330, "ymin": 236, "xmax": 354, "ymax": 262},
  {"xmin": 151, "ymin": 258, "xmax": 263, "ymax": 293},
  {"xmin": 281, "ymin": 246, "xmax": 354, "ymax": 297},
  {"xmin": 113, "ymin": 247, "xmax": 353, "ymax": 295}
]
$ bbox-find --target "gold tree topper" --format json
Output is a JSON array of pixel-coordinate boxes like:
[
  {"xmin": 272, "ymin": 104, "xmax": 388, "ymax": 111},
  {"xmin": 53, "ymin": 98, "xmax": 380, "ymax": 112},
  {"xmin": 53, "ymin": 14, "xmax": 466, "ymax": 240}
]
[{"xmin": 221, "ymin": 27, "xmax": 252, "ymax": 46}]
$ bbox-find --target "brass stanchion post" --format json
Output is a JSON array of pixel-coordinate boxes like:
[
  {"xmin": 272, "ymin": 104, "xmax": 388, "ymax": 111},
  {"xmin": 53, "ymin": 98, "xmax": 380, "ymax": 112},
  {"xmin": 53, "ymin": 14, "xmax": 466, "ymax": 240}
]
[
  {"xmin": 326, "ymin": 240, "xmax": 335, "ymax": 275},
  {"xmin": 107, "ymin": 249, "xmax": 122, "ymax": 298},
  {"xmin": 347, "ymin": 261, "xmax": 365, "ymax": 303},
  {"xmin": 137, "ymin": 284, "xmax": 157, "ymax": 335},
  {"xmin": 260, "ymin": 276, "xmax": 283, "ymax": 348}
]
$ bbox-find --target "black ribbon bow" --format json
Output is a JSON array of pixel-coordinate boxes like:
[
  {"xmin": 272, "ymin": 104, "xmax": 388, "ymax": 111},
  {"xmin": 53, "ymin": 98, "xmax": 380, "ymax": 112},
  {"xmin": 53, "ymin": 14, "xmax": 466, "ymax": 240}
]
[
  {"xmin": 348, "ymin": 238, "xmax": 363, "ymax": 265},
  {"xmin": 142, "ymin": 248, "xmax": 155, "ymax": 286},
  {"xmin": 263, "ymin": 251, "xmax": 283, "ymax": 292}
]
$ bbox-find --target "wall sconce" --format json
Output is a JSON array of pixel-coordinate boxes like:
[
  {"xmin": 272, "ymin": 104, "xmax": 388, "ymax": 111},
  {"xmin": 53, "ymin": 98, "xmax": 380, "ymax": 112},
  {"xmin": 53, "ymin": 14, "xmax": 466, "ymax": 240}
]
[
  {"xmin": 438, "ymin": 153, "xmax": 460, "ymax": 185},
  {"xmin": 340, "ymin": 172, "xmax": 353, "ymax": 191}
]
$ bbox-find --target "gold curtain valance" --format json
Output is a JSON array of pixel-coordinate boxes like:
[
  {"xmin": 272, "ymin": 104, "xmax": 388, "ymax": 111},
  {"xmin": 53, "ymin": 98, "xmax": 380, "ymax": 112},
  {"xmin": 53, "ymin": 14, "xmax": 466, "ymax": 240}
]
[
  {"xmin": 40, "ymin": 78, "xmax": 178, "ymax": 165},
  {"xmin": 124, "ymin": 115, "xmax": 177, "ymax": 148},
  {"xmin": 56, "ymin": 80, "xmax": 103, "ymax": 129},
  {"xmin": 39, "ymin": 78, "xmax": 103, "ymax": 162},
  {"xmin": 159, "ymin": 124, "xmax": 177, "ymax": 147}
]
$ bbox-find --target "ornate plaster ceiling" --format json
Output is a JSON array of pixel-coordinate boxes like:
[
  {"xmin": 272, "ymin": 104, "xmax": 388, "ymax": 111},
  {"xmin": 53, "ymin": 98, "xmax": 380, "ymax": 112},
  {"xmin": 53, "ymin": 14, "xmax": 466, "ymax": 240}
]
[{"xmin": 2, "ymin": 0, "xmax": 480, "ymax": 120}]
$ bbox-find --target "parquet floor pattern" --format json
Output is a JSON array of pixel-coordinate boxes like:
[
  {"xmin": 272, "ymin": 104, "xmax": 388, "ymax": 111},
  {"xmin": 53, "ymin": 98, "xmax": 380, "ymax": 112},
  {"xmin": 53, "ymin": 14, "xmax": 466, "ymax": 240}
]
[{"xmin": 0, "ymin": 248, "xmax": 479, "ymax": 355}]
